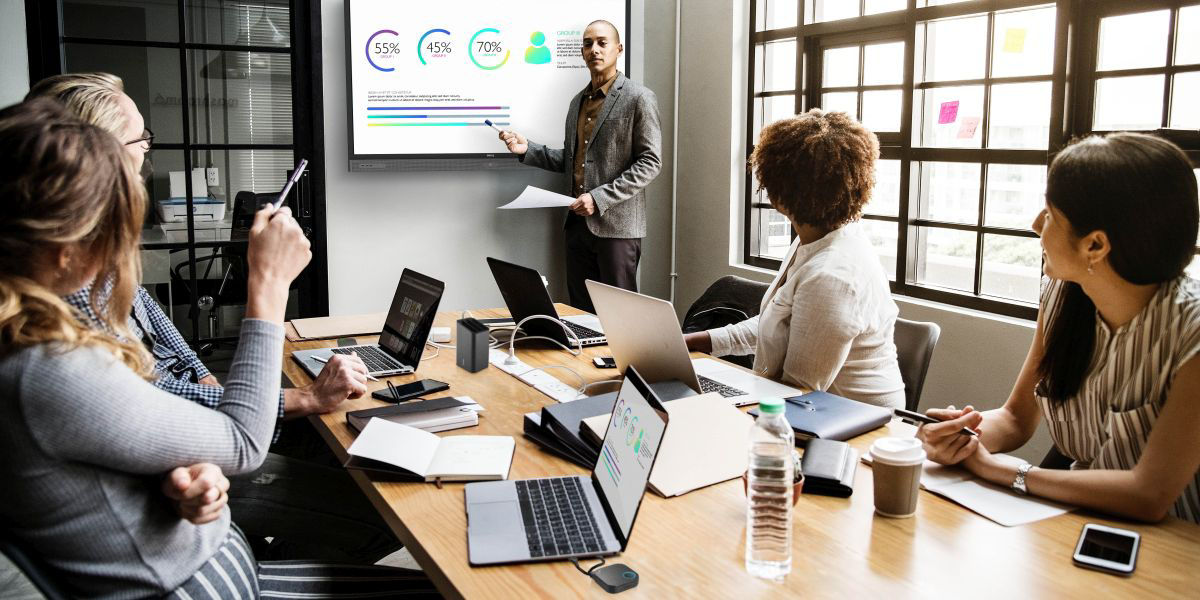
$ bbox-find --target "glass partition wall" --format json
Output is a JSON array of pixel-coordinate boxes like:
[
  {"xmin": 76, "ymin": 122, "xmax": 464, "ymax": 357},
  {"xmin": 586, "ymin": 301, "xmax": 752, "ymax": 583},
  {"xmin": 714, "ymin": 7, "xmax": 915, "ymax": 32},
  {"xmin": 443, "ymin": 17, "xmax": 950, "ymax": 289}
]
[{"xmin": 28, "ymin": 0, "xmax": 326, "ymax": 351}]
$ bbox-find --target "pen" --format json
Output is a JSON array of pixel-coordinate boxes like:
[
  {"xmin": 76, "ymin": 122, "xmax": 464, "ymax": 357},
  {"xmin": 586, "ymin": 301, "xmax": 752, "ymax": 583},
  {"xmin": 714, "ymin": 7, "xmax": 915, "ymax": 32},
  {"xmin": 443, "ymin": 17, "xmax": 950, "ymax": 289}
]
[
  {"xmin": 893, "ymin": 408, "xmax": 979, "ymax": 437},
  {"xmin": 311, "ymin": 354, "xmax": 379, "ymax": 382},
  {"xmin": 484, "ymin": 119, "xmax": 503, "ymax": 133}
]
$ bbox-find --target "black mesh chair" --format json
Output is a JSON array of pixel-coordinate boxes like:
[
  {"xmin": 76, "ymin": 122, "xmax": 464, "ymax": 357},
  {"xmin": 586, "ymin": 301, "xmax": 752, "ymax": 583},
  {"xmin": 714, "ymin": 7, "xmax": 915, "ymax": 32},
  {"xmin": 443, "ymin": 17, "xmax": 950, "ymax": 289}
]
[
  {"xmin": 894, "ymin": 318, "xmax": 942, "ymax": 412},
  {"xmin": 681, "ymin": 275, "xmax": 771, "ymax": 369},
  {"xmin": 0, "ymin": 528, "xmax": 69, "ymax": 600}
]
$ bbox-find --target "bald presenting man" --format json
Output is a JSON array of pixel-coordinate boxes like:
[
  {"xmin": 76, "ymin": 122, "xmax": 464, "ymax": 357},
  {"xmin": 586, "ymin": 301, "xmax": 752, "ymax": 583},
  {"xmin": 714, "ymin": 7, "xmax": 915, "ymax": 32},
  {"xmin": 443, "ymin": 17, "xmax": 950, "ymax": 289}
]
[{"xmin": 499, "ymin": 20, "xmax": 662, "ymax": 312}]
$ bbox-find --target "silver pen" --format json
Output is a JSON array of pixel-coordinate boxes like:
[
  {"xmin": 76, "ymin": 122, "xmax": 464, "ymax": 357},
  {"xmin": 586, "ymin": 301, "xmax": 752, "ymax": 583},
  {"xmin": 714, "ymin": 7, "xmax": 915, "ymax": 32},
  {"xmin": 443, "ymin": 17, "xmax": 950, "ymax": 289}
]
[{"xmin": 312, "ymin": 354, "xmax": 379, "ymax": 382}]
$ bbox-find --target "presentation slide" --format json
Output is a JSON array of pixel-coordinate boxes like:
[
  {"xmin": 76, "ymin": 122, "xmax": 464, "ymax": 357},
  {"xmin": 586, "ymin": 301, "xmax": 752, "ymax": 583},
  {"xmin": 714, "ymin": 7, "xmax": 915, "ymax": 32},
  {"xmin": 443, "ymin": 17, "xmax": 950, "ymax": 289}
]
[{"xmin": 346, "ymin": 0, "xmax": 628, "ymax": 159}]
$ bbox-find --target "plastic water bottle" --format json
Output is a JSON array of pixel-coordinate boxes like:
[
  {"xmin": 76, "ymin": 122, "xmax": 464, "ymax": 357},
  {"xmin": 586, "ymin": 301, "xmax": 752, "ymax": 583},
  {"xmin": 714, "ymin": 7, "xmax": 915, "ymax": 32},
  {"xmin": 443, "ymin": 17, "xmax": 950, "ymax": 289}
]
[{"xmin": 746, "ymin": 396, "xmax": 794, "ymax": 581}]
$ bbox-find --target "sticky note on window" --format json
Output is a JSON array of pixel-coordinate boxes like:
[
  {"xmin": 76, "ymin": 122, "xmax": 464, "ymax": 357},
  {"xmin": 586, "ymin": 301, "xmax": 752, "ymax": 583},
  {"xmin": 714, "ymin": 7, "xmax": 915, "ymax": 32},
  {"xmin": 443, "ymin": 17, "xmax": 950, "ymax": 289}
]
[
  {"xmin": 1003, "ymin": 28, "xmax": 1027, "ymax": 53},
  {"xmin": 957, "ymin": 116, "xmax": 981, "ymax": 139},
  {"xmin": 938, "ymin": 101, "xmax": 959, "ymax": 124}
]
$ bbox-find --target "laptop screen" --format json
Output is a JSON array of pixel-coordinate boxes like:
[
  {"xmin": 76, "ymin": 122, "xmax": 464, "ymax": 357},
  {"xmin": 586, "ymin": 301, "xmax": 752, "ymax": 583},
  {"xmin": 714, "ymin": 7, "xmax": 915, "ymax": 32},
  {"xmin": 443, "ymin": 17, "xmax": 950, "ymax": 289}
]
[
  {"xmin": 378, "ymin": 269, "xmax": 444, "ymax": 367},
  {"xmin": 593, "ymin": 369, "xmax": 668, "ymax": 541}
]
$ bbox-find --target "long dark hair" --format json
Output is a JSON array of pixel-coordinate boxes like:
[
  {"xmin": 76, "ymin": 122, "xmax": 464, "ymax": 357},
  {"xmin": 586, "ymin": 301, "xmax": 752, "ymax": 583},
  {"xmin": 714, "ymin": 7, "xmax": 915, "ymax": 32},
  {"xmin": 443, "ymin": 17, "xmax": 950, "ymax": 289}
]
[{"xmin": 1037, "ymin": 132, "xmax": 1198, "ymax": 400}]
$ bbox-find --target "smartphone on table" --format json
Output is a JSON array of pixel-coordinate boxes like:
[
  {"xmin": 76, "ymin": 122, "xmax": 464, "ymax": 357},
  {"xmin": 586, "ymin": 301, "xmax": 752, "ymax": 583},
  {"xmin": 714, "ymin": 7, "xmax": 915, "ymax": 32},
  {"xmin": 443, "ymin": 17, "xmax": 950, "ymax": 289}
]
[
  {"xmin": 1073, "ymin": 523, "xmax": 1139, "ymax": 576},
  {"xmin": 371, "ymin": 379, "xmax": 450, "ymax": 403}
]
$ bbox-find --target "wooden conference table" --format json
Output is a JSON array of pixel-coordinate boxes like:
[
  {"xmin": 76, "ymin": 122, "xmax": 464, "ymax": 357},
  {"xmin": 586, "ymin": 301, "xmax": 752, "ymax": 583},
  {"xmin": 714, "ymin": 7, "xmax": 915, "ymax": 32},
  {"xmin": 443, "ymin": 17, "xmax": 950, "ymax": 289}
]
[{"xmin": 283, "ymin": 305, "xmax": 1200, "ymax": 599}]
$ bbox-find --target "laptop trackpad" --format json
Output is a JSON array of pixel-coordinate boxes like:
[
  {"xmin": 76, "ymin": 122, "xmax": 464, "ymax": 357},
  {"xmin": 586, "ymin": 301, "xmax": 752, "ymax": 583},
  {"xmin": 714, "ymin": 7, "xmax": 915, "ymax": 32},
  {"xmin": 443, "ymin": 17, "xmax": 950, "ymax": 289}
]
[{"xmin": 470, "ymin": 501, "xmax": 525, "ymax": 537}]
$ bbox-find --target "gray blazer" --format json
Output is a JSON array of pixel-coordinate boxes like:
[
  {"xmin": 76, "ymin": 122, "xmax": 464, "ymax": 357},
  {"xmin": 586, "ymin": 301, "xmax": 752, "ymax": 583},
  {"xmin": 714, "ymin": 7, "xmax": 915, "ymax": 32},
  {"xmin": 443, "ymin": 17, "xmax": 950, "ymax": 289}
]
[{"xmin": 522, "ymin": 72, "xmax": 663, "ymax": 239}]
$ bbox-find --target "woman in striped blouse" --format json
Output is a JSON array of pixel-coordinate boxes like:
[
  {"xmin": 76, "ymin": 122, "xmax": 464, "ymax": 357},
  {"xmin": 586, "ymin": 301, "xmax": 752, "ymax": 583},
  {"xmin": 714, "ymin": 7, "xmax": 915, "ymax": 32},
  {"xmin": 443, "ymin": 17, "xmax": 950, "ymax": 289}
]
[{"xmin": 918, "ymin": 132, "xmax": 1200, "ymax": 523}]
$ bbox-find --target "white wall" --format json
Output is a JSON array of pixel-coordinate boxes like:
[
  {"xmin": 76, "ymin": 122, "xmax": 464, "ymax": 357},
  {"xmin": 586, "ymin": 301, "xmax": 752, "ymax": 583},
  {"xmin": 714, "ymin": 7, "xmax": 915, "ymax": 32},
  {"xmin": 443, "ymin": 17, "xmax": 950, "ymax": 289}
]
[
  {"xmin": 0, "ymin": 0, "xmax": 29, "ymax": 107},
  {"xmin": 321, "ymin": 0, "xmax": 676, "ymax": 315},
  {"xmin": 671, "ymin": 0, "xmax": 1052, "ymax": 463}
]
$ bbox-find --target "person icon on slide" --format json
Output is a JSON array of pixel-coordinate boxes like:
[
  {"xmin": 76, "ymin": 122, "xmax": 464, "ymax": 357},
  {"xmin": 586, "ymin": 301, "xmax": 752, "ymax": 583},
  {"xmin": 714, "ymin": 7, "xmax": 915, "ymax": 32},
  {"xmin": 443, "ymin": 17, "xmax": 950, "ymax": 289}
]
[{"xmin": 525, "ymin": 31, "xmax": 551, "ymax": 64}]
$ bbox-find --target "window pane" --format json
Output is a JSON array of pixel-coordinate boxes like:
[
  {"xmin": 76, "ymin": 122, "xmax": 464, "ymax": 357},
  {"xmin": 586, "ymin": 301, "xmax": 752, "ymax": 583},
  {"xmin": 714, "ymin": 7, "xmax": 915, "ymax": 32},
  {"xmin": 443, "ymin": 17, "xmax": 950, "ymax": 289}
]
[
  {"xmin": 988, "ymin": 81, "xmax": 1051, "ymax": 150},
  {"xmin": 1177, "ymin": 5, "xmax": 1200, "ymax": 65},
  {"xmin": 916, "ymin": 227, "xmax": 976, "ymax": 292},
  {"xmin": 922, "ymin": 0, "xmax": 972, "ymax": 5},
  {"xmin": 188, "ymin": 50, "xmax": 294, "ymax": 146},
  {"xmin": 1097, "ymin": 10, "xmax": 1169, "ymax": 71},
  {"xmin": 756, "ymin": 0, "xmax": 799, "ymax": 31},
  {"xmin": 756, "ymin": 205, "xmax": 793, "ymax": 260},
  {"xmin": 861, "ymin": 219, "xmax": 898, "ymax": 281},
  {"xmin": 920, "ymin": 161, "xmax": 980, "ymax": 224},
  {"xmin": 756, "ymin": 40, "xmax": 798, "ymax": 92},
  {"xmin": 753, "ymin": 95, "xmax": 799, "ymax": 142},
  {"xmin": 1187, "ymin": 254, "xmax": 1200, "ymax": 280},
  {"xmin": 1171, "ymin": 72, "xmax": 1200, "ymax": 129},
  {"xmin": 823, "ymin": 46, "xmax": 860, "ymax": 88},
  {"xmin": 863, "ymin": 42, "xmax": 905, "ymax": 85},
  {"xmin": 869, "ymin": 159, "xmax": 901, "ymax": 217},
  {"xmin": 916, "ymin": 85, "xmax": 984, "ymax": 148},
  {"xmin": 186, "ymin": 0, "xmax": 290, "ymax": 47},
  {"xmin": 63, "ymin": 43, "xmax": 184, "ymax": 145},
  {"xmin": 63, "ymin": 0, "xmax": 179, "ymax": 43},
  {"xmin": 865, "ymin": 0, "xmax": 906, "ymax": 16},
  {"xmin": 982, "ymin": 235, "xmax": 1041, "ymax": 303},
  {"xmin": 991, "ymin": 6, "xmax": 1056, "ymax": 78},
  {"xmin": 919, "ymin": 16, "xmax": 988, "ymax": 82},
  {"xmin": 812, "ymin": 0, "xmax": 859, "ymax": 23},
  {"xmin": 861, "ymin": 89, "xmax": 902, "ymax": 132},
  {"xmin": 985, "ymin": 164, "xmax": 1047, "ymax": 229},
  {"xmin": 821, "ymin": 92, "xmax": 858, "ymax": 116},
  {"xmin": 1093, "ymin": 75, "xmax": 1165, "ymax": 130}
]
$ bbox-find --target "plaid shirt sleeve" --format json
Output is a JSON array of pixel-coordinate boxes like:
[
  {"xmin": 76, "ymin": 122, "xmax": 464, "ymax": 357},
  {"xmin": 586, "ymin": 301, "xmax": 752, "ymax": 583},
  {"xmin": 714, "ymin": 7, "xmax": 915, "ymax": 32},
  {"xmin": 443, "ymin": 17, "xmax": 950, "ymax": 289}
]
[{"xmin": 137, "ymin": 287, "xmax": 211, "ymax": 381}]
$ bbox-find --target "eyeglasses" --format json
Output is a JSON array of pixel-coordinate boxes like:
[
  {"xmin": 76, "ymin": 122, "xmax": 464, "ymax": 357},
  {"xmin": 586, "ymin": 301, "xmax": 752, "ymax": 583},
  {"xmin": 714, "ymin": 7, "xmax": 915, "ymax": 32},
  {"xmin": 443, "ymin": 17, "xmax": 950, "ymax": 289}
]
[{"xmin": 125, "ymin": 128, "xmax": 154, "ymax": 150}]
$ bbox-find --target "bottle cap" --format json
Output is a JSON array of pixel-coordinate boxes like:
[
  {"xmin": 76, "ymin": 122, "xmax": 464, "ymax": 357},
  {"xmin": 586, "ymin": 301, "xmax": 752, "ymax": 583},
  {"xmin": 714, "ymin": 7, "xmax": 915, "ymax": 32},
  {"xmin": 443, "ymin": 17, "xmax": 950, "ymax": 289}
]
[{"xmin": 758, "ymin": 397, "xmax": 785, "ymax": 415}]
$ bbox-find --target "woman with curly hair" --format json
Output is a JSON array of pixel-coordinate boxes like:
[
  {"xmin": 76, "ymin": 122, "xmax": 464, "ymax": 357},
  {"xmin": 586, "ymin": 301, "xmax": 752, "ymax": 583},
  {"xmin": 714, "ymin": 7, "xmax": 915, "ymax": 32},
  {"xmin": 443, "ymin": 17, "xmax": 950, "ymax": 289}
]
[{"xmin": 685, "ymin": 109, "xmax": 905, "ymax": 408}]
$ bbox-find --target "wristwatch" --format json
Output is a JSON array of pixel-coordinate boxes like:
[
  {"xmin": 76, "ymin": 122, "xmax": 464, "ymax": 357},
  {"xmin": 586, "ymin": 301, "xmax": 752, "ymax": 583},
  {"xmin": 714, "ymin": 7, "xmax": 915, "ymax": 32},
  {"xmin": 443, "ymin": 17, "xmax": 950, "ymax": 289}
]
[{"xmin": 1012, "ymin": 462, "xmax": 1034, "ymax": 495}]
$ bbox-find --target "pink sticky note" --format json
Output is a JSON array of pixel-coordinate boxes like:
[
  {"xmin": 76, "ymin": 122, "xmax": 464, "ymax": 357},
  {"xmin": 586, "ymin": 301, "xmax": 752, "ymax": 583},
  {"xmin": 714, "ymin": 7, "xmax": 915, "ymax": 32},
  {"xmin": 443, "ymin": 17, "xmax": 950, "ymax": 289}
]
[
  {"xmin": 957, "ymin": 116, "xmax": 981, "ymax": 139},
  {"xmin": 938, "ymin": 101, "xmax": 960, "ymax": 124}
]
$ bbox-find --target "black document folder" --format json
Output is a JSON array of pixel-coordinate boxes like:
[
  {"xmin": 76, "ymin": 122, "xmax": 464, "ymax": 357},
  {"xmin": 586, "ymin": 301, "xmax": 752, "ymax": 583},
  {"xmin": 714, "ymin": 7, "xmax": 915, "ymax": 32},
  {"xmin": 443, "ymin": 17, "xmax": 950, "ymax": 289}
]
[
  {"xmin": 799, "ymin": 438, "xmax": 859, "ymax": 497},
  {"xmin": 751, "ymin": 390, "xmax": 892, "ymax": 442}
]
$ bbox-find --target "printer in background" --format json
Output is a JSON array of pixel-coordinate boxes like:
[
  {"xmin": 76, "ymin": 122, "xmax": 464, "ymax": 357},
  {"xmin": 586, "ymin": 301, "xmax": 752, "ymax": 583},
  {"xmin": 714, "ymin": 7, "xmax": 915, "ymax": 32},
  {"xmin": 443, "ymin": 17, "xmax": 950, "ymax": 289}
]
[{"xmin": 156, "ymin": 168, "xmax": 226, "ymax": 223}]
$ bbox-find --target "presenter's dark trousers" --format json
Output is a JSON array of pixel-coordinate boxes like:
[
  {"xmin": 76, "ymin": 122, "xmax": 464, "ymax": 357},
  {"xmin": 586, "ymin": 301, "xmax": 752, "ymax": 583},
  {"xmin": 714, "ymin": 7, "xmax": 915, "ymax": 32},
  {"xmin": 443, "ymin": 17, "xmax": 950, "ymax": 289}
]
[{"xmin": 565, "ymin": 215, "xmax": 641, "ymax": 313}]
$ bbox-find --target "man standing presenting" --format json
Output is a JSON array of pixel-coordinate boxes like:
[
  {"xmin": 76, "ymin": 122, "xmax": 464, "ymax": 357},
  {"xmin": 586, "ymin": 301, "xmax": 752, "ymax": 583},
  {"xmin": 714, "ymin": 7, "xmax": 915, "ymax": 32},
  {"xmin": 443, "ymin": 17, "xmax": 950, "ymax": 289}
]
[{"xmin": 500, "ymin": 20, "xmax": 662, "ymax": 312}]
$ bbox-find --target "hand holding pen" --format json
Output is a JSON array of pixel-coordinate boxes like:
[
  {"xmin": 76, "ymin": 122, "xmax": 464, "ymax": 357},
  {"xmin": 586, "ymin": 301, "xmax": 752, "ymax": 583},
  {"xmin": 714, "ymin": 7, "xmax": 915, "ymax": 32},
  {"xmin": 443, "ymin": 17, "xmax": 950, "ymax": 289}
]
[{"xmin": 909, "ymin": 405, "xmax": 986, "ymax": 466}]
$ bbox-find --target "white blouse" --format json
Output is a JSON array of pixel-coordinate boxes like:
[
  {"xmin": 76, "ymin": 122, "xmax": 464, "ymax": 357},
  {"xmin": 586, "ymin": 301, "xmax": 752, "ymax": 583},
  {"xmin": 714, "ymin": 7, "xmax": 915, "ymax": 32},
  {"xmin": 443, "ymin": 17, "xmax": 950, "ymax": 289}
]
[{"xmin": 708, "ymin": 222, "xmax": 905, "ymax": 408}]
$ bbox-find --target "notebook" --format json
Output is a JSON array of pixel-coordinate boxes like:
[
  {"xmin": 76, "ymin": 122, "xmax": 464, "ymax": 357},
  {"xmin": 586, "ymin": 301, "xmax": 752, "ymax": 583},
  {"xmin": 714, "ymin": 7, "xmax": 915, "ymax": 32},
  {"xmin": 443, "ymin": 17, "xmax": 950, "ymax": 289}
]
[
  {"xmin": 346, "ymin": 397, "xmax": 482, "ymax": 433},
  {"xmin": 750, "ymin": 391, "xmax": 892, "ymax": 441},
  {"xmin": 345, "ymin": 418, "xmax": 514, "ymax": 483}
]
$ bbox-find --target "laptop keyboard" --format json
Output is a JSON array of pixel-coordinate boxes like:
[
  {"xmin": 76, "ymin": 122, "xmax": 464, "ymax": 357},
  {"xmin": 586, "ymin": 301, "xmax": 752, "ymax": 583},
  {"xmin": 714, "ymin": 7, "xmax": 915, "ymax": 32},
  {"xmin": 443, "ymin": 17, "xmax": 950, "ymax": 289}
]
[
  {"xmin": 698, "ymin": 375, "xmax": 747, "ymax": 398},
  {"xmin": 562, "ymin": 321, "xmax": 604, "ymax": 342},
  {"xmin": 516, "ymin": 478, "xmax": 604, "ymax": 558},
  {"xmin": 329, "ymin": 346, "xmax": 404, "ymax": 374}
]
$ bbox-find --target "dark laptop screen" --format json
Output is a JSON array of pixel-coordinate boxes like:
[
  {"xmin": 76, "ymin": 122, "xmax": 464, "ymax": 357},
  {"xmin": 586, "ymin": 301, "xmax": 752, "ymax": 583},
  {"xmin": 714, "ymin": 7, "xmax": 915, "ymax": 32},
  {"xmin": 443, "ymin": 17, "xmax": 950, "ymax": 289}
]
[{"xmin": 378, "ymin": 270, "xmax": 444, "ymax": 367}]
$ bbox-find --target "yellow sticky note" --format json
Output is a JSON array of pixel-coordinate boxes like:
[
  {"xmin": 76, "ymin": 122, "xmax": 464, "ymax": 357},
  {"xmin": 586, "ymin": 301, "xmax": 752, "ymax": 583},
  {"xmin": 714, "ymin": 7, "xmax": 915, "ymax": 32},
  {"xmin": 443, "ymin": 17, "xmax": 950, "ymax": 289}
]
[{"xmin": 1003, "ymin": 28, "xmax": 1027, "ymax": 53}]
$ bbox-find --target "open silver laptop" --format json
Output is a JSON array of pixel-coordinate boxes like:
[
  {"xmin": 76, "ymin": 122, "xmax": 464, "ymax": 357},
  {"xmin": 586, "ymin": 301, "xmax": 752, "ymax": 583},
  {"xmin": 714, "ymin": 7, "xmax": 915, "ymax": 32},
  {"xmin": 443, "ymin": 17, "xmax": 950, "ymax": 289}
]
[
  {"xmin": 586, "ymin": 280, "xmax": 803, "ymax": 407},
  {"xmin": 292, "ymin": 269, "xmax": 444, "ymax": 378},
  {"xmin": 465, "ymin": 366, "xmax": 668, "ymax": 565}
]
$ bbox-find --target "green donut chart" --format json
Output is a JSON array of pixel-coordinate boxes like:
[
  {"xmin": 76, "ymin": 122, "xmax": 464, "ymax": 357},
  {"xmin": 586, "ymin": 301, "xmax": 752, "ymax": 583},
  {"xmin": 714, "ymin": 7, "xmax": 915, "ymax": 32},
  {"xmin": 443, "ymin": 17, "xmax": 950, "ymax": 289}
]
[{"xmin": 469, "ymin": 28, "xmax": 510, "ymax": 70}]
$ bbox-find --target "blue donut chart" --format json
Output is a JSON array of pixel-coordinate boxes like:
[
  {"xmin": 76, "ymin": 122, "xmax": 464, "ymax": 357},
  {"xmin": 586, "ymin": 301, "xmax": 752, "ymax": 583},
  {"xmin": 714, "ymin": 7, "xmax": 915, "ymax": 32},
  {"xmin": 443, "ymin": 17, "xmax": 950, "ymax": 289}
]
[{"xmin": 417, "ymin": 28, "xmax": 451, "ymax": 65}]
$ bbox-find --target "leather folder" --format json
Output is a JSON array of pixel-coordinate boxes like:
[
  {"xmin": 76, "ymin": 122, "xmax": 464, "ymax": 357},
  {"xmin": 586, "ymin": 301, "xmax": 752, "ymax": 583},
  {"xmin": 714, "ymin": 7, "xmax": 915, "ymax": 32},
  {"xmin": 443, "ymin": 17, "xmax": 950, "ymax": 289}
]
[
  {"xmin": 799, "ymin": 438, "xmax": 859, "ymax": 497},
  {"xmin": 751, "ymin": 390, "xmax": 892, "ymax": 442}
]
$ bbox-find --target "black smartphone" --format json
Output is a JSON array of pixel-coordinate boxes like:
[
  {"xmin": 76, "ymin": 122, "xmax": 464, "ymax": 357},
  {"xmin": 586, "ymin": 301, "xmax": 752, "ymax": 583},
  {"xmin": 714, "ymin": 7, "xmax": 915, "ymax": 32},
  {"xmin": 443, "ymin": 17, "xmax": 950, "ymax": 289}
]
[
  {"xmin": 371, "ymin": 379, "xmax": 450, "ymax": 403},
  {"xmin": 1073, "ymin": 523, "xmax": 1139, "ymax": 576},
  {"xmin": 593, "ymin": 356, "xmax": 617, "ymax": 369}
]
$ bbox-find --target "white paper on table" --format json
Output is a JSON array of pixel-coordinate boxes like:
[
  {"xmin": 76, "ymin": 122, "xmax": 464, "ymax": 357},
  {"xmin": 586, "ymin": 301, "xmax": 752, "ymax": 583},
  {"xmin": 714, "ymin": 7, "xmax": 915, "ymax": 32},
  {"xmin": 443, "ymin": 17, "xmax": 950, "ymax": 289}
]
[
  {"xmin": 347, "ymin": 418, "xmax": 440, "ymax": 477},
  {"xmin": 498, "ymin": 185, "xmax": 575, "ymax": 209},
  {"xmin": 862, "ymin": 454, "xmax": 1075, "ymax": 526}
]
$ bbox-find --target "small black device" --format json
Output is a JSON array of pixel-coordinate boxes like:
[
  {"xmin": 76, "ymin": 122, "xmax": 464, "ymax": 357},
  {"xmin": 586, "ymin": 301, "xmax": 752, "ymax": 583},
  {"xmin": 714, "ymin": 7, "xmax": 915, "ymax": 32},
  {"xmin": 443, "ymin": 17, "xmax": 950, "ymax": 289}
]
[
  {"xmin": 589, "ymin": 563, "xmax": 638, "ymax": 593},
  {"xmin": 893, "ymin": 408, "xmax": 978, "ymax": 437},
  {"xmin": 371, "ymin": 379, "xmax": 449, "ymax": 403},
  {"xmin": 593, "ymin": 356, "xmax": 617, "ymax": 369},
  {"xmin": 1073, "ymin": 523, "xmax": 1139, "ymax": 576},
  {"xmin": 457, "ymin": 317, "xmax": 491, "ymax": 373}
]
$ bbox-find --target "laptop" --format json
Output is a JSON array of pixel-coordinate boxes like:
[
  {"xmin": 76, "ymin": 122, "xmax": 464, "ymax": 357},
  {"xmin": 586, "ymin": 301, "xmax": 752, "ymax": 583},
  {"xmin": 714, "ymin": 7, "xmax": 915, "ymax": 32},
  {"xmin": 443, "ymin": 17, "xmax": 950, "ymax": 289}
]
[
  {"xmin": 292, "ymin": 269, "xmax": 444, "ymax": 378},
  {"xmin": 486, "ymin": 257, "xmax": 606, "ymax": 347},
  {"xmin": 586, "ymin": 279, "xmax": 804, "ymax": 407},
  {"xmin": 465, "ymin": 366, "xmax": 668, "ymax": 565}
]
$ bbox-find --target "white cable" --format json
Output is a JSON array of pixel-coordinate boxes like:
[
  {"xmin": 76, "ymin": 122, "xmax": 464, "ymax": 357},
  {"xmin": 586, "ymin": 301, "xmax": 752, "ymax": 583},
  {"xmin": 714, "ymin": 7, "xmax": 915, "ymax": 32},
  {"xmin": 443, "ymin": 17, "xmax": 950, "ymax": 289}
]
[
  {"xmin": 505, "ymin": 315, "xmax": 582, "ymax": 365},
  {"xmin": 578, "ymin": 379, "xmax": 623, "ymax": 395},
  {"xmin": 421, "ymin": 342, "xmax": 440, "ymax": 361}
]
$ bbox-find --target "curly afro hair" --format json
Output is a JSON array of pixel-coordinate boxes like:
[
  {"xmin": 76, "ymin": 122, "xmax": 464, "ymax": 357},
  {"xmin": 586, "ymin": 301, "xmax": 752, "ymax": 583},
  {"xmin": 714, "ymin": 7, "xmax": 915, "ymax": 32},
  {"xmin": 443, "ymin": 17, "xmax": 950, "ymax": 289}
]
[{"xmin": 750, "ymin": 109, "xmax": 880, "ymax": 230}]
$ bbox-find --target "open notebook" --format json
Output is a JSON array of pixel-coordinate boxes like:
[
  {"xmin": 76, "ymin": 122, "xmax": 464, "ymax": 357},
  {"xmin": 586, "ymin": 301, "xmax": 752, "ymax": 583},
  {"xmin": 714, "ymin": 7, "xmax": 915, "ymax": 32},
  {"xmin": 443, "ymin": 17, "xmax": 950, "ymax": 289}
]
[{"xmin": 346, "ymin": 418, "xmax": 514, "ymax": 483}]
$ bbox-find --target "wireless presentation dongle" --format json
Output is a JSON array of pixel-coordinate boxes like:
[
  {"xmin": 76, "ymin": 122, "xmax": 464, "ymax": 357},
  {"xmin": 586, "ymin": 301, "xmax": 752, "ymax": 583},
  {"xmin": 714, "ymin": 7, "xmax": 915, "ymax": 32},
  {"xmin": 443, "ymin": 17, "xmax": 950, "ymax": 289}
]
[{"xmin": 590, "ymin": 563, "xmax": 639, "ymax": 593}]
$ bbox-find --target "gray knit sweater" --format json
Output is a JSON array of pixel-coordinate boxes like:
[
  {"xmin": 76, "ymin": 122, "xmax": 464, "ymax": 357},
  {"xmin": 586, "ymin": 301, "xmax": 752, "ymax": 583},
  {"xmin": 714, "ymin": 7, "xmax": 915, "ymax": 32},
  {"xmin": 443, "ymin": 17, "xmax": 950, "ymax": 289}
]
[{"xmin": 0, "ymin": 319, "xmax": 282, "ymax": 598}]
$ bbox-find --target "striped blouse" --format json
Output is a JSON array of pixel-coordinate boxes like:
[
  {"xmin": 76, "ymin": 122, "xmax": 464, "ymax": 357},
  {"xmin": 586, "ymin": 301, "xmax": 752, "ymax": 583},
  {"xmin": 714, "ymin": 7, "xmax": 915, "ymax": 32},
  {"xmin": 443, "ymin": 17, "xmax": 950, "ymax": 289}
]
[{"xmin": 1036, "ymin": 276, "xmax": 1200, "ymax": 523}]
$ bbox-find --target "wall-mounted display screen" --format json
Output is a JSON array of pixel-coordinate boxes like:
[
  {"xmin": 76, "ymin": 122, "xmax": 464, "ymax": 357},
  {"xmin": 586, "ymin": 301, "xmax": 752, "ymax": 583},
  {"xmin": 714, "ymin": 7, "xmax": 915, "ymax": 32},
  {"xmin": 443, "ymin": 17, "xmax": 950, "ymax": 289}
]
[{"xmin": 344, "ymin": 0, "xmax": 629, "ymax": 167}]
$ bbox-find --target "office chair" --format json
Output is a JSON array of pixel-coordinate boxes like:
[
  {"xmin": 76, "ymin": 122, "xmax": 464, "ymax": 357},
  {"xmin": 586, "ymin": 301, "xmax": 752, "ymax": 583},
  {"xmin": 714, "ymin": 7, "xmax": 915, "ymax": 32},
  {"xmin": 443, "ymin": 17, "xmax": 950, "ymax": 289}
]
[
  {"xmin": 682, "ymin": 275, "xmax": 770, "ymax": 369},
  {"xmin": 1039, "ymin": 446, "xmax": 1074, "ymax": 470},
  {"xmin": 0, "ymin": 528, "xmax": 69, "ymax": 600},
  {"xmin": 894, "ymin": 318, "xmax": 941, "ymax": 412}
]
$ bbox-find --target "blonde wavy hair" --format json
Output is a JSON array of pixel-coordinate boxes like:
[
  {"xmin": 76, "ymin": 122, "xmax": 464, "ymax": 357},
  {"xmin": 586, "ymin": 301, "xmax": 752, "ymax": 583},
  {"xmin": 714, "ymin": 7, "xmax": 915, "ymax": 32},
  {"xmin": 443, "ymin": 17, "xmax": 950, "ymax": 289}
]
[
  {"xmin": 0, "ymin": 99, "xmax": 153, "ymax": 377},
  {"xmin": 25, "ymin": 72, "xmax": 128, "ymax": 137}
]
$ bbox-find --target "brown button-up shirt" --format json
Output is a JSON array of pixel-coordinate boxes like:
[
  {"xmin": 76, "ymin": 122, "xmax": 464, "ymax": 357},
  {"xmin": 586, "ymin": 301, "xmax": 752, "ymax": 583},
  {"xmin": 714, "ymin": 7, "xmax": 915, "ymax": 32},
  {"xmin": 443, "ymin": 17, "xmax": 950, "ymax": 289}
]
[{"xmin": 572, "ymin": 72, "xmax": 618, "ymax": 197}]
